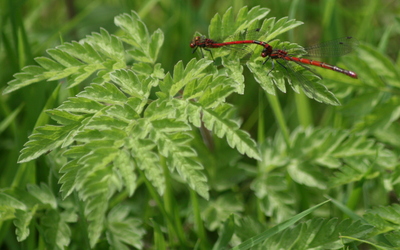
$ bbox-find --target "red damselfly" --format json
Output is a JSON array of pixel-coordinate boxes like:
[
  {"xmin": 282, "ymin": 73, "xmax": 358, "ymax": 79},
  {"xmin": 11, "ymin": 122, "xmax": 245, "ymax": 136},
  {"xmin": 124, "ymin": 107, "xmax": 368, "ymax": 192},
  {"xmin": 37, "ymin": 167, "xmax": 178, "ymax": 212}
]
[
  {"xmin": 190, "ymin": 32, "xmax": 272, "ymax": 60},
  {"xmin": 190, "ymin": 34, "xmax": 357, "ymax": 79},
  {"xmin": 260, "ymin": 37, "xmax": 358, "ymax": 79},
  {"xmin": 190, "ymin": 34, "xmax": 357, "ymax": 101}
]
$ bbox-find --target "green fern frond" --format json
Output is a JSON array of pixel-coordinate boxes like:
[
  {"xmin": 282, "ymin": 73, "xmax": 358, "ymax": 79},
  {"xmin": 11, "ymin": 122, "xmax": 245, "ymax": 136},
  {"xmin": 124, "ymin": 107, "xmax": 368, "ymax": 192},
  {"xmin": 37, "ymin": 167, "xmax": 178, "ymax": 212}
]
[
  {"xmin": 128, "ymin": 137, "xmax": 165, "ymax": 195},
  {"xmin": 163, "ymin": 58, "xmax": 213, "ymax": 97},
  {"xmin": 40, "ymin": 209, "xmax": 71, "ymax": 249},
  {"xmin": 150, "ymin": 119, "xmax": 209, "ymax": 199},
  {"xmin": 26, "ymin": 183, "xmax": 57, "ymax": 209},
  {"xmin": 248, "ymin": 59, "xmax": 340, "ymax": 105},
  {"xmin": 106, "ymin": 204, "xmax": 145, "ymax": 249},
  {"xmin": 201, "ymin": 194, "xmax": 243, "ymax": 231},
  {"xmin": 260, "ymin": 16, "xmax": 304, "ymax": 42},
  {"xmin": 200, "ymin": 104, "xmax": 261, "ymax": 160},
  {"xmin": 193, "ymin": 6, "xmax": 347, "ymax": 105},
  {"xmin": 220, "ymin": 58, "xmax": 246, "ymax": 94},
  {"xmin": 83, "ymin": 28, "xmax": 125, "ymax": 64},
  {"xmin": 113, "ymin": 149, "xmax": 137, "ymax": 196},
  {"xmin": 82, "ymin": 174, "xmax": 112, "ymax": 247},
  {"xmin": 329, "ymin": 162, "xmax": 368, "ymax": 187},
  {"xmin": 110, "ymin": 69, "xmax": 156, "ymax": 100},
  {"xmin": 2, "ymin": 8, "xmax": 346, "ymax": 248},
  {"xmin": 18, "ymin": 123, "xmax": 81, "ymax": 163},
  {"xmin": 208, "ymin": 6, "xmax": 270, "ymax": 40},
  {"xmin": 364, "ymin": 204, "xmax": 400, "ymax": 234},
  {"xmin": 3, "ymin": 10, "xmax": 163, "ymax": 94},
  {"xmin": 255, "ymin": 127, "xmax": 396, "ymax": 191},
  {"xmin": 251, "ymin": 172, "xmax": 295, "ymax": 222},
  {"xmin": 14, "ymin": 206, "xmax": 38, "ymax": 242},
  {"xmin": 262, "ymin": 218, "xmax": 373, "ymax": 249},
  {"xmin": 7, "ymin": 10, "xmax": 167, "ymax": 245},
  {"xmin": 114, "ymin": 11, "xmax": 164, "ymax": 64},
  {"xmin": 59, "ymin": 159, "xmax": 80, "ymax": 199}
]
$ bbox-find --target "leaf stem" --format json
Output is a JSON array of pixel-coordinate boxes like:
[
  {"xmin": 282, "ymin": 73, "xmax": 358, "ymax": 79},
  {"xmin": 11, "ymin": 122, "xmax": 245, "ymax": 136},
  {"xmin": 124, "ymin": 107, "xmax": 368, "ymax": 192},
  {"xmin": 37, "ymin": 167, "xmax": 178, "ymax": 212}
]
[
  {"xmin": 295, "ymin": 93, "xmax": 313, "ymax": 127},
  {"xmin": 266, "ymin": 93, "xmax": 291, "ymax": 148},
  {"xmin": 138, "ymin": 166, "xmax": 186, "ymax": 247},
  {"xmin": 190, "ymin": 189, "xmax": 210, "ymax": 249}
]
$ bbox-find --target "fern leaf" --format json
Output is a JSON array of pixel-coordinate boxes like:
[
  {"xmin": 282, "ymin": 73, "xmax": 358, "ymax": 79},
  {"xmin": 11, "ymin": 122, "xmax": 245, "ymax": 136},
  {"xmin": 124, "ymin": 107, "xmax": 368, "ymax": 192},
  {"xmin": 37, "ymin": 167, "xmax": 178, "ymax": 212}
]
[
  {"xmin": 58, "ymin": 97, "xmax": 105, "ymax": 113},
  {"xmin": 149, "ymin": 29, "xmax": 164, "ymax": 61},
  {"xmin": 197, "ymin": 77, "xmax": 237, "ymax": 108},
  {"xmin": 0, "ymin": 194, "xmax": 27, "ymax": 216},
  {"xmin": 212, "ymin": 215, "xmax": 236, "ymax": 250},
  {"xmin": 109, "ymin": 69, "xmax": 157, "ymax": 105},
  {"xmin": 248, "ymin": 60, "xmax": 340, "ymax": 105},
  {"xmin": 114, "ymin": 11, "xmax": 163, "ymax": 64},
  {"xmin": 78, "ymin": 166, "xmax": 114, "ymax": 247},
  {"xmin": 60, "ymin": 41, "xmax": 103, "ymax": 63},
  {"xmin": 258, "ymin": 127, "xmax": 396, "ymax": 189},
  {"xmin": 150, "ymin": 119, "xmax": 209, "ymax": 199},
  {"xmin": 247, "ymin": 61, "xmax": 279, "ymax": 96},
  {"xmin": 160, "ymin": 59, "xmax": 212, "ymax": 97},
  {"xmin": 384, "ymin": 231, "xmax": 400, "ymax": 248},
  {"xmin": 128, "ymin": 138, "xmax": 165, "ymax": 195},
  {"xmin": 40, "ymin": 209, "xmax": 71, "ymax": 249},
  {"xmin": 182, "ymin": 73, "xmax": 236, "ymax": 102},
  {"xmin": 77, "ymin": 82, "xmax": 128, "ymax": 104},
  {"xmin": 14, "ymin": 205, "xmax": 38, "ymax": 241},
  {"xmin": 221, "ymin": 58, "xmax": 246, "ymax": 94},
  {"xmin": 4, "ymin": 12, "xmax": 150, "ymax": 94},
  {"xmin": 45, "ymin": 109, "xmax": 89, "ymax": 125},
  {"xmin": 329, "ymin": 164, "xmax": 367, "ymax": 187},
  {"xmin": 262, "ymin": 218, "xmax": 373, "ymax": 249},
  {"xmin": 289, "ymin": 161, "xmax": 329, "ymax": 189},
  {"xmin": 35, "ymin": 56, "xmax": 66, "ymax": 72},
  {"xmin": 84, "ymin": 28, "xmax": 125, "ymax": 65},
  {"xmin": 26, "ymin": 183, "xmax": 57, "ymax": 209},
  {"xmin": 364, "ymin": 204, "xmax": 400, "ymax": 234},
  {"xmin": 59, "ymin": 159, "xmax": 80, "ymax": 199},
  {"xmin": 201, "ymin": 11, "xmax": 344, "ymax": 105},
  {"xmin": 251, "ymin": 173, "xmax": 295, "ymax": 222},
  {"xmin": 201, "ymin": 194, "xmax": 243, "ymax": 231},
  {"xmin": 114, "ymin": 149, "xmax": 137, "ymax": 196},
  {"xmin": 168, "ymin": 154, "xmax": 209, "ymax": 199},
  {"xmin": 197, "ymin": 103, "xmax": 261, "ymax": 160},
  {"xmin": 18, "ymin": 123, "xmax": 81, "ymax": 163},
  {"xmin": 260, "ymin": 16, "xmax": 304, "ymax": 42},
  {"xmin": 169, "ymin": 59, "xmax": 213, "ymax": 97},
  {"xmin": 106, "ymin": 204, "xmax": 145, "ymax": 249},
  {"xmin": 46, "ymin": 48, "xmax": 85, "ymax": 67},
  {"xmin": 3, "ymin": 67, "xmax": 47, "ymax": 94},
  {"xmin": 208, "ymin": 6, "xmax": 270, "ymax": 39}
]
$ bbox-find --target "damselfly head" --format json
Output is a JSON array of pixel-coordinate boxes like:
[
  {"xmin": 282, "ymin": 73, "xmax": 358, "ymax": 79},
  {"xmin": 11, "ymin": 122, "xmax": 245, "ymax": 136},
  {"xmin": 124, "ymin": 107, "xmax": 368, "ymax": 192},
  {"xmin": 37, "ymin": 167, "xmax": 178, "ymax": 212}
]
[
  {"xmin": 261, "ymin": 46, "xmax": 273, "ymax": 58},
  {"xmin": 190, "ymin": 36, "xmax": 203, "ymax": 48}
]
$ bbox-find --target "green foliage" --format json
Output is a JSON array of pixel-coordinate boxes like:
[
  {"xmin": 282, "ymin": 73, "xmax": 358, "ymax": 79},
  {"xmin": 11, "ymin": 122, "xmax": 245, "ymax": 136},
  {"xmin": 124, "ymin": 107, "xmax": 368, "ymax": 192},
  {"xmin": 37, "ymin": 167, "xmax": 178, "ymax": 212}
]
[
  {"xmin": 261, "ymin": 218, "xmax": 373, "ymax": 249},
  {"xmin": 256, "ymin": 126, "xmax": 395, "ymax": 184},
  {"xmin": 1, "ymin": 3, "xmax": 400, "ymax": 250},
  {"xmin": 232, "ymin": 200, "xmax": 330, "ymax": 250},
  {"xmin": 106, "ymin": 204, "xmax": 145, "ymax": 249},
  {"xmin": 194, "ymin": 6, "xmax": 343, "ymax": 105},
  {"xmin": 364, "ymin": 204, "xmax": 400, "ymax": 234}
]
